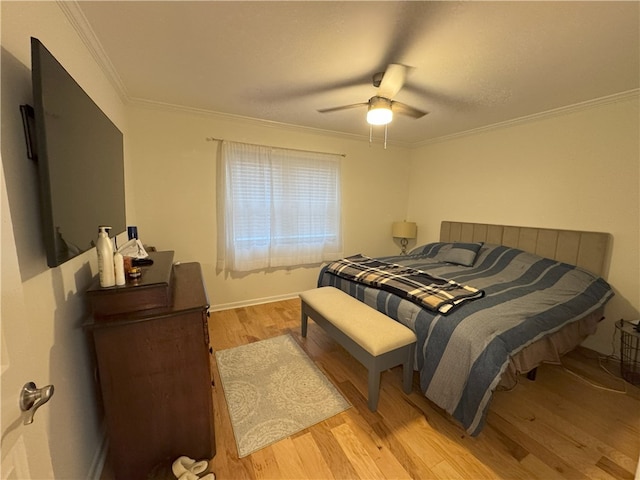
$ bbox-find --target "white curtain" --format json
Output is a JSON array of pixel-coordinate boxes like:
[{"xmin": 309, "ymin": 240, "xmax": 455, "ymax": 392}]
[{"xmin": 217, "ymin": 141, "xmax": 343, "ymax": 272}]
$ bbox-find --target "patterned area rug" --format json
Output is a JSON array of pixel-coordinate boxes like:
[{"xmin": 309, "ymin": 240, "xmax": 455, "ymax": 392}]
[{"xmin": 215, "ymin": 334, "xmax": 350, "ymax": 458}]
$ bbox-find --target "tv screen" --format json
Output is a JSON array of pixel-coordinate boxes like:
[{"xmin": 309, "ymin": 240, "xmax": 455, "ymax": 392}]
[{"xmin": 30, "ymin": 37, "xmax": 126, "ymax": 268}]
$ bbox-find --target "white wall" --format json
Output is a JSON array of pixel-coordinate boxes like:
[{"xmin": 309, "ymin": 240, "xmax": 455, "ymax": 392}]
[
  {"xmin": 406, "ymin": 95, "xmax": 640, "ymax": 354},
  {"xmin": 126, "ymin": 103, "xmax": 413, "ymax": 308},
  {"xmin": 1, "ymin": 2, "xmax": 129, "ymax": 478}
]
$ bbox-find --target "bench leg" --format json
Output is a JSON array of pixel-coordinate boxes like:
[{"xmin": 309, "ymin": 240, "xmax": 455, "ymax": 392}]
[
  {"xmin": 402, "ymin": 344, "xmax": 415, "ymax": 394},
  {"xmin": 301, "ymin": 307, "xmax": 308, "ymax": 338},
  {"xmin": 367, "ymin": 368, "xmax": 381, "ymax": 412}
]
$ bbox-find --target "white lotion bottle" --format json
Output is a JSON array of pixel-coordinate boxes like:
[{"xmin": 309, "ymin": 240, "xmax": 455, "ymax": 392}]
[
  {"xmin": 96, "ymin": 226, "xmax": 115, "ymax": 287},
  {"xmin": 114, "ymin": 251, "xmax": 126, "ymax": 286}
]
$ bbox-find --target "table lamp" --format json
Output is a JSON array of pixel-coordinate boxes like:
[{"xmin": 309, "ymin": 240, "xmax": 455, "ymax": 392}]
[{"xmin": 392, "ymin": 221, "xmax": 417, "ymax": 255}]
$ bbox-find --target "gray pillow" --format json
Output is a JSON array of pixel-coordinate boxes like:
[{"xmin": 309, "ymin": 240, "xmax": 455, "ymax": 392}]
[{"xmin": 443, "ymin": 242, "xmax": 483, "ymax": 266}]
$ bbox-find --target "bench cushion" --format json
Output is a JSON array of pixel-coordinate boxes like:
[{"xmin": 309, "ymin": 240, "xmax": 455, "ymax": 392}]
[{"xmin": 299, "ymin": 287, "xmax": 416, "ymax": 356}]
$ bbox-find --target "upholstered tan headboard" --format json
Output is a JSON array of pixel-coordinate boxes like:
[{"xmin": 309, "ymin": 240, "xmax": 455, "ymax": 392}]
[{"xmin": 440, "ymin": 221, "xmax": 611, "ymax": 278}]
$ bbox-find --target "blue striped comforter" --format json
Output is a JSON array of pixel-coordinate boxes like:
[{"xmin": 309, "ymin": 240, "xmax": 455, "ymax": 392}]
[{"xmin": 318, "ymin": 242, "xmax": 614, "ymax": 436}]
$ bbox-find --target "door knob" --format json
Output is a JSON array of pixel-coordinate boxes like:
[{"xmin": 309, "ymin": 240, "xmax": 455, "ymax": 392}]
[{"xmin": 19, "ymin": 381, "xmax": 54, "ymax": 425}]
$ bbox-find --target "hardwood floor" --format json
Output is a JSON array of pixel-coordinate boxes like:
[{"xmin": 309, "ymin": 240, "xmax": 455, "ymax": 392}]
[
  {"xmin": 100, "ymin": 298, "xmax": 639, "ymax": 479},
  {"xmin": 204, "ymin": 299, "xmax": 640, "ymax": 480}
]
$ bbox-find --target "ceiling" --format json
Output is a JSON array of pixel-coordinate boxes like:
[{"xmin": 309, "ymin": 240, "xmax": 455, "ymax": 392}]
[{"xmin": 71, "ymin": 1, "xmax": 639, "ymax": 145}]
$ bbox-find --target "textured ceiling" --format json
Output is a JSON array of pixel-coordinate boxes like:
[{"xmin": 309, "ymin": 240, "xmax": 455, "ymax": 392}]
[{"xmin": 71, "ymin": 1, "xmax": 639, "ymax": 145}]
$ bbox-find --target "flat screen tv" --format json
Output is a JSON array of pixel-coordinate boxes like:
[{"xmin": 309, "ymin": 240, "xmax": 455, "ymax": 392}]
[{"xmin": 29, "ymin": 37, "xmax": 126, "ymax": 268}]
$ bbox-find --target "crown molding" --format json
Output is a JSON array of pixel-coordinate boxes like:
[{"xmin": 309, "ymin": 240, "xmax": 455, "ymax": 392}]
[
  {"xmin": 415, "ymin": 89, "xmax": 640, "ymax": 147},
  {"xmin": 127, "ymin": 97, "xmax": 414, "ymax": 148},
  {"xmin": 130, "ymin": 90, "xmax": 639, "ymax": 149},
  {"xmin": 57, "ymin": 0, "xmax": 129, "ymax": 101}
]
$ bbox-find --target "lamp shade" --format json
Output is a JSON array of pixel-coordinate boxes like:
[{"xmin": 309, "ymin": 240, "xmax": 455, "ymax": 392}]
[{"xmin": 392, "ymin": 221, "xmax": 417, "ymax": 239}]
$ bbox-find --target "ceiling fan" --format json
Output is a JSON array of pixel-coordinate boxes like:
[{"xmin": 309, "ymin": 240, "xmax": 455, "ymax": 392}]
[{"xmin": 317, "ymin": 64, "xmax": 428, "ymax": 127}]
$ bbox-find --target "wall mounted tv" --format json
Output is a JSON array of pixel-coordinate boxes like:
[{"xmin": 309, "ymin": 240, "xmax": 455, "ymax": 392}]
[{"xmin": 29, "ymin": 37, "xmax": 126, "ymax": 268}]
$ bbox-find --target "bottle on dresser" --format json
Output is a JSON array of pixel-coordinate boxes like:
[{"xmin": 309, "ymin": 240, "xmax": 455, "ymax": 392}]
[{"xmin": 96, "ymin": 226, "xmax": 115, "ymax": 287}]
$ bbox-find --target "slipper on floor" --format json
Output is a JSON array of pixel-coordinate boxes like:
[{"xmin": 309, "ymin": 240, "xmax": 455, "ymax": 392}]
[{"xmin": 172, "ymin": 456, "xmax": 208, "ymax": 477}]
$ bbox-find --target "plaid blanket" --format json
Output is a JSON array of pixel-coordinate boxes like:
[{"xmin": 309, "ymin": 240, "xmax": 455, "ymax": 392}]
[{"xmin": 325, "ymin": 254, "xmax": 484, "ymax": 314}]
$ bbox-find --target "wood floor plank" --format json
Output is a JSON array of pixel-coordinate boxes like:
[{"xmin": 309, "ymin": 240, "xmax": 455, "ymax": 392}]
[
  {"xmin": 308, "ymin": 420, "xmax": 362, "ymax": 480},
  {"xmin": 596, "ymin": 456, "xmax": 636, "ymax": 480},
  {"xmin": 101, "ymin": 299, "xmax": 640, "ymax": 480},
  {"xmin": 211, "ymin": 300, "xmax": 640, "ymax": 480},
  {"xmin": 392, "ymin": 416, "xmax": 448, "ymax": 469},
  {"xmin": 485, "ymin": 411, "xmax": 586, "ymax": 480},
  {"xmin": 341, "ymin": 415, "xmax": 412, "ymax": 480},
  {"xmin": 431, "ymin": 459, "xmax": 467, "ymax": 480},
  {"xmin": 531, "ymin": 364, "xmax": 640, "ymax": 457},
  {"xmin": 387, "ymin": 389, "xmax": 524, "ymax": 480},
  {"xmin": 369, "ymin": 419, "xmax": 439, "ymax": 479},
  {"xmin": 492, "ymin": 383, "xmax": 634, "ymax": 479},
  {"xmin": 270, "ymin": 438, "xmax": 308, "ymax": 480},
  {"xmin": 518, "ymin": 453, "xmax": 569, "ymax": 480},
  {"xmin": 291, "ymin": 432, "xmax": 336, "ymax": 480},
  {"xmin": 502, "ymin": 374, "xmax": 639, "ymax": 475},
  {"xmin": 250, "ymin": 446, "xmax": 281, "ymax": 480},
  {"xmin": 330, "ymin": 422, "xmax": 386, "ymax": 479}
]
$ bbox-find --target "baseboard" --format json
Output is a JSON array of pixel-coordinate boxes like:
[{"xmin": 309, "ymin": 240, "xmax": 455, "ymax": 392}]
[{"xmin": 209, "ymin": 292, "xmax": 300, "ymax": 312}]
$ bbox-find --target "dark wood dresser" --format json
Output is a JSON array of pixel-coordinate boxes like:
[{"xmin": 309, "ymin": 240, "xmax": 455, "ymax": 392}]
[{"xmin": 86, "ymin": 251, "xmax": 215, "ymax": 480}]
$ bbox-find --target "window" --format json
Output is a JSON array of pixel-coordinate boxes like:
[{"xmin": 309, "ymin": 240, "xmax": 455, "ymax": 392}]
[{"xmin": 217, "ymin": 141, "xmax": 343, "ymax": 272}]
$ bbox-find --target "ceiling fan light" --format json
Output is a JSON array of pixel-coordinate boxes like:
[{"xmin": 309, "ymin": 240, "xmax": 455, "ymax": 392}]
[
  {"xmin": 367, "ymin": 107, "xmax": 393, "ymax": 125},
  {"xmin": 367, "ymin": 97, "xmax": 393, "ymax": 125}
]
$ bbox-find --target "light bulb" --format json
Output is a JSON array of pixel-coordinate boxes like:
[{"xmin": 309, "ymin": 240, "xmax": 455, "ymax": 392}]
[{"xmin": 366, "ymin": 107, "xmax": 393, "ymax": 125}]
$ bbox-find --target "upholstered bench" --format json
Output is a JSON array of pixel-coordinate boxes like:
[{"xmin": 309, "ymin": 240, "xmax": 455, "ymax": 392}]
[{"xmin": 299, "ymin": 286, "xmax": 417, "ymax": 411}]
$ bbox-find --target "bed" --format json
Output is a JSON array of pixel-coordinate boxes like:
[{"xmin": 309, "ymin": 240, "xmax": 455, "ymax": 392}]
[{"xmin": 318, "ymin": 221, "xmax": 614, "ymax": 436}]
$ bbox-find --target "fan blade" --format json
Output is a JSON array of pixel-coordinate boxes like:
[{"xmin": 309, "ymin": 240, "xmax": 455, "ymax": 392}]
[
  {"xmin": 377, "ymin": 64, "xmax": 408, "ymax": 99},
  {"xmin": 392, "ymin": 101, "xmax": 429, "ymax": 119},
  {"xmin": 317, "ymin": 102, "xmax": 367, "ymax": 114}
]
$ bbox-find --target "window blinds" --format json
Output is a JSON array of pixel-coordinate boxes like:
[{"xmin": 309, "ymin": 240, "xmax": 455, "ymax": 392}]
[{"xmin": 217, "ymin": 141, "xmax": 343, "ymax": 272}]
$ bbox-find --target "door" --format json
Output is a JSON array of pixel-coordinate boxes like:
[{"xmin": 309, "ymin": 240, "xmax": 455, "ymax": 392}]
[{"xmin": 1, "ymin": 169, "xmax": 55, "ymax": 479}]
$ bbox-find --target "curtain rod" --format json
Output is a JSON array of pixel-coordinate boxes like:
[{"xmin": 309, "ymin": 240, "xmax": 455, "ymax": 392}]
[{"xmin": 205, "ymin": 137, "xmax": 346, "ymax": 158}]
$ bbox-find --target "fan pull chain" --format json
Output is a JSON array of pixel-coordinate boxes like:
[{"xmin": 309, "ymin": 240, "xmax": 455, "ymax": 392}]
[{"xmin": 368, "ymin": 125, "xmax": 389, "ymax": 149}]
